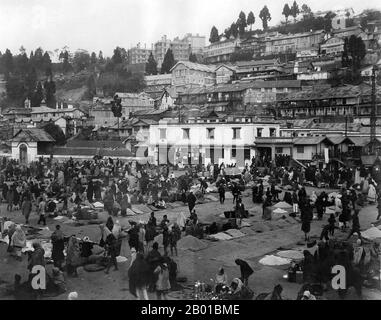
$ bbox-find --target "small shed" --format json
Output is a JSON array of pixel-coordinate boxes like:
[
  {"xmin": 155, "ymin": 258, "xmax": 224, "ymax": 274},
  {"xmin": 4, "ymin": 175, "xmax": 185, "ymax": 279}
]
[{"xmin": 10, "ymin": 128, "xmax": 55, "ymax": 164}]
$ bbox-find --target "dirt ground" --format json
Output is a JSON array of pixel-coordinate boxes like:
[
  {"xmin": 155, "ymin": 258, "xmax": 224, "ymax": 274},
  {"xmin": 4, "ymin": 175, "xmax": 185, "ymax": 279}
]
[{"xmin": 1, "ymin": 186, "xmax": 381, "ymax": 300}]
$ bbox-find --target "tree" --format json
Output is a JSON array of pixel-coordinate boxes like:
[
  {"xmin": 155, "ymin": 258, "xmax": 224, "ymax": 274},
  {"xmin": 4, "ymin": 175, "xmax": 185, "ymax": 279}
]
[
  {"xmin": 72, "ymin": 50, "xmax": 90, "ymax": 72},
  {"xmin": 111, "ymin": 47, "xmax": 124, "ymax": 65},
  {"xmin": 259, "ymin": 6, "xmax": 272, "ymax": 30},
  {"xmin": 44, "ymin": 78, "xmax": 56, "ymax": 109},
  {"xmin": 32, "ymin": 47, "xmax": 44, "ymax": 71},
  {"xmin": 230, "ymin": 22, "xmax": 239, "ymax": 38},
  {"xmin": 347, "ymin": 35, "xmax": 366, "ymax": 72},
  {"xmin": 247, "ymin": 11, "xmax": 255, "ymax": 30},
  {"xmin": 31, "ymin": 81, "xmax": 44, "ymax": 108},
  {"xmin": 25, "ymin": 67, "xmax": 37, "ymax": 98},
  {"xmin": 90, "ymin": 52, "xmax": 97, "ymax": 65},
  {"xmin": 282, "ymin": 4, "xmax": 291, "ymax": 24},
  {"xmin": 42, "ymin": 52, "xmax": 52, "ymax": 77},
  {"xmin": 237, "ymin": 11, "xmax": 247, "ymax": 36},
  {"xmin": 161, "ymin": 49, "xmax": 175, "ymax": 74},
  {"xmin": 87, "ymin": 75, "xmax": 97, "ymax": 99},
  {"xmin": 146, "ymin": 52, "xmax": 158, "ymax": 75},
  {"xmin": 189, "ymin": 53, "xmax": 198, "ymax": 63},
  {"xmin": 290, "ymin": 1, "xmax": 300, "ymax": 22},
  {"xmin": 111, "ymin": 94, "xmax": 123, "ymax": 118},
  {"xmin": 98, "ymin": 51, "xmax": 105, "ymax": 64},
  {"xmin": 61, "ymin": 50, "xmax": 71, "ymax": 73},
  {"xmin": 2, "ymin": 49, "xmax": 14, "ymax": 76},
  {"xmin": 301, "ymin": 4, "xmax": 312, "ymax": 19},
  {"xmin": 209, "ymin": 26, "xmax": 220, "ymax": 43},
  {"xmin": 42, "ymin": 122, "xmax": 66, "ymax": 145}
]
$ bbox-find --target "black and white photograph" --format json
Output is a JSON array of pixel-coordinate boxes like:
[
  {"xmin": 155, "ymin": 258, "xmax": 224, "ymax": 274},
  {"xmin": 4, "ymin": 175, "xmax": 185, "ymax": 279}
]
[{"xmin": 1, "ymin": 0, "xmax": 381, "ymax": 305}]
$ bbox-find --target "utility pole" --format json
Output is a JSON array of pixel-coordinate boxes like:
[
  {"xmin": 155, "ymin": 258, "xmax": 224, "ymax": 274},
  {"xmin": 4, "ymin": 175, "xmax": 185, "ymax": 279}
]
[{"xmin": 370, "ymin": 65, "xmax": 378, "ymax": 154}]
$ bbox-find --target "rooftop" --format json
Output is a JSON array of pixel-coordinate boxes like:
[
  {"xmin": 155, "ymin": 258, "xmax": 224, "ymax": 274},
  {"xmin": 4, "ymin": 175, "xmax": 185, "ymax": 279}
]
[
  {"xmin": 12, "ymin": 128, "xmax": 55, "ymax": 142},
  {"xmin": 170, "ymin": 61, "xmax": 215, "ymax": 73}
]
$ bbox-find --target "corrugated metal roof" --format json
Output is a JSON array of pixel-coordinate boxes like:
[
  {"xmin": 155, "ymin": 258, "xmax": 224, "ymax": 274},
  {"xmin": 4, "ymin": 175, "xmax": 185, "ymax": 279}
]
[
  {"xmin": 346, "ymin": 137, "xmax": 369, "ymax": 147},
  {"xmin": 170, "ymin": 61, "xmax": 215, "ymax": 73},
  {"xmin": 293, "ymin": 136, "xmax": 333, "ymax": 145}
]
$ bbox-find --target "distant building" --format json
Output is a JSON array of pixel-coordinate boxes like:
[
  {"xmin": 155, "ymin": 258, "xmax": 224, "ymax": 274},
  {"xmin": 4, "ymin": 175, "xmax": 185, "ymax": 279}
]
[
  {"xmin": 128, "ymin": 43, "xmax": 153, "ymax": 65},
  {"xmin": 235, "ymin": 59, "xmax": 287, "ymax": 81},
  {"xmin": 264, "ymin": 30, "xmax": 326, "ymax": 55},
  {"xmin": 183, "ymin": 33, "xmax": 206, "ymax": 54},
  {"xmin": 170, "ymin": 61, "xmax": 216, "ymax": 90},
  {"xmin": 114, "ymin": 92, "xmax": 155, "ymax": 118},
  {"xmin": 154, "ymin": 35, "xmax": 192, "ymax": 70},
  {"xmin": 145, "ymin": 74, "xmax": 172, "ymax": 88},
  {"xmin": 149, "ymin": 115, "xmax": 280, "ymax": 167},
  {"xmin": 10, "ymin": 128, "xmax": 55, "ymax": 164},
  {"xmin": 203, "ymin": 38, "xmax": 241, "ymax": 64},
  {"xmin": 215, "ymin": 64, "xmax": 237, "ymax": 84},
  {"xmin": 320, "ymin": 36, "xmax": 345, "ymax": 55},
  {"xmin": 275, "ymin": 85, "xmax": 381, "ymax": 119},
  {"xmin": 332, "ymin": 25, "xmax": 363, "ymax": 39}
]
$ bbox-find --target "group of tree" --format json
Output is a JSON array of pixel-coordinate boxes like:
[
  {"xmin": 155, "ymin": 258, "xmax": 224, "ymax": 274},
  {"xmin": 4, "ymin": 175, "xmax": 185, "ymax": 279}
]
[
  {"xmin": 275, "ymin": 10, "xmax": 336, "ymax": 34},
  {"xmin": 341, "ymin": 35, "xmax": 366, "ymax": 81},
  {"xmin": 160, "ymin": 49, "xmax": 176, "ymax": 74},
  {"xmin": 282, "ymin": 2, "xmax": 312, "ymax": 24},
  {"xmin": 209, "ymin": 7, "xmax": 270, "ymax": 43},
  {"xmin": 0, "ymin": 47, "xmax": 57, "ymax": 108}
]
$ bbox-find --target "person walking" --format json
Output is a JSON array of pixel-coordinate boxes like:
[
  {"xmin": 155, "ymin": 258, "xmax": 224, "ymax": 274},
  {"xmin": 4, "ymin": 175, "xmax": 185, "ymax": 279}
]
[
  {"xmin": 169, "ymin": 223, "xmax": 181, "ymax": 256},
  {"xmin": 301, "ymin": 200, "xmax": 313, "ymax": 242},
  {"xmin": 187, "ymin": 191, "xmax": 197, "ymax": 214},
  {"xmin": 128, "ymin": 252, "xmax": 151, "ymax": 300},
  {"xmin": 51, "ymin": 225, "xmax": 65, "ymax": 269},
  {"xmin": 218, "ymin": 184, "xmax": 225, "ymax": 204},
  {"xmin": 154, "ymin": 260, "xmax": 171, "ymax": 300},
  {"xmin": 37, "ymin": 196, "xmax": 46, "ymax": 226},
  {"xmin": 21, "ymin": 196, "xmax": 32, "ymax": 225},
  {"xmin": 292, "ymin": 191, "xmax": 299, "ymax": 216},
  {"xmin": 104, "ymin": 229, "xmax": 118, "ymax": 274}
]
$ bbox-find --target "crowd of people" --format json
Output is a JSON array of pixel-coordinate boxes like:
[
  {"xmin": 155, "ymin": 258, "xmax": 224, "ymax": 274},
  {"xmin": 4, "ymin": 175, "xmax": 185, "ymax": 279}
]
[{"xmin": 0, "ymin": 155, "xmax": 381, "ymax": 300}]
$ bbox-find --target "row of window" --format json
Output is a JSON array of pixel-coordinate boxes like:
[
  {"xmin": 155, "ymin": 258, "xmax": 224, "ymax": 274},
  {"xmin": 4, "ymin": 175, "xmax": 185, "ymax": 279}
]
[{"xmin": 159, "ymin": 127, "xmax": 277, "ymax": 140}]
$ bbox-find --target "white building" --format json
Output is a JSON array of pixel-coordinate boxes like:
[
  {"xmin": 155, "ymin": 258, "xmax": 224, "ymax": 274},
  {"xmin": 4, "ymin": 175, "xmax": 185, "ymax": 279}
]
[
  {"xmin": 203, "ymin": 39, "xmax": 241, "ymax": 64},
  {"xmin": 148, "ymin": 116, "xmax": 280, "ymax": 168},
  {"xmin": 170, "ymin": 61, "xmax": 216, "ymax": 90}
]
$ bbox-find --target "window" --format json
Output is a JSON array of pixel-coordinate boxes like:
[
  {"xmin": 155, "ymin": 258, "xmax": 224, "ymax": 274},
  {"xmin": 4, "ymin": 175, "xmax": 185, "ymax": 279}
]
[
  {"xmin": 232, "ymin": 128, "xmax": 241, "ymax": 139},
  {"xmin": 207, "ymin": 128, "xmax": 215, "ymax": 139},
  {"xmin": 159, "ymin": 128, "xmax": 166, "ymax": 139},
  {"xmin": 257, "ymin": 128, "xmax": 263, "ymax": 137},
  {"xmin": 275, "ymin": 147, "xmax": 283, "ymax": 154},
  {"xmin": 231, "ymin": 146, "xmax": 237, "ymax": 158},
  {"xmin": 297, "ymin": 146, "xmax": 304, "ymax": 153},
  {"xmin": 269, "ymin": 128, "xmax": 276, "ymax": 137},
  {"xmin": 182, "ymin": 128, "xmax": 190, "ymax": 139}
]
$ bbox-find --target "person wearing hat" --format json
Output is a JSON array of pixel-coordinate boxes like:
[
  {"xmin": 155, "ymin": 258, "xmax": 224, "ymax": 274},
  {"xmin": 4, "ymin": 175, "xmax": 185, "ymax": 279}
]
[
  {"xmin": 154, "ymin": 258, "xmax": 171, "ymax": 300},
  {"xmin": 68, "ymin": 291, "xmax": 78, "ymax": 300},
  {"xmin": 301, "ymin": 290, "xmax": 316, "ymax": 300}
]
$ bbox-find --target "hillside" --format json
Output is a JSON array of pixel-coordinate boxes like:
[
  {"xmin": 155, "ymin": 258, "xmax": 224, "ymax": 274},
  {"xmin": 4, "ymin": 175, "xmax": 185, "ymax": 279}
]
[{"xmin": 56, "ymin": 86, "xmax": 88, "ymax": 103}]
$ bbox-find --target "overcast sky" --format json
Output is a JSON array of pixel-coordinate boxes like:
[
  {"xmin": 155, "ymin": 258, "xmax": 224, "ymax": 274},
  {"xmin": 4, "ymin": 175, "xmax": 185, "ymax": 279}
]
[{"xmin": 1, "ymin": 0, "xmax": 381, "ymax": 58}]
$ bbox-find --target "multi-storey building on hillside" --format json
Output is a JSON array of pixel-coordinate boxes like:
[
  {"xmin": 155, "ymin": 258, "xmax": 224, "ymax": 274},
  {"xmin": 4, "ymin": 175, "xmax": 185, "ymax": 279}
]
[
  {"xmin": 128, "ymin": 43, "xmax": 153, "ymax": 65},
  {"xmin": 203, "ymin": 38, "xmax": 241, "ymax": 64}
]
